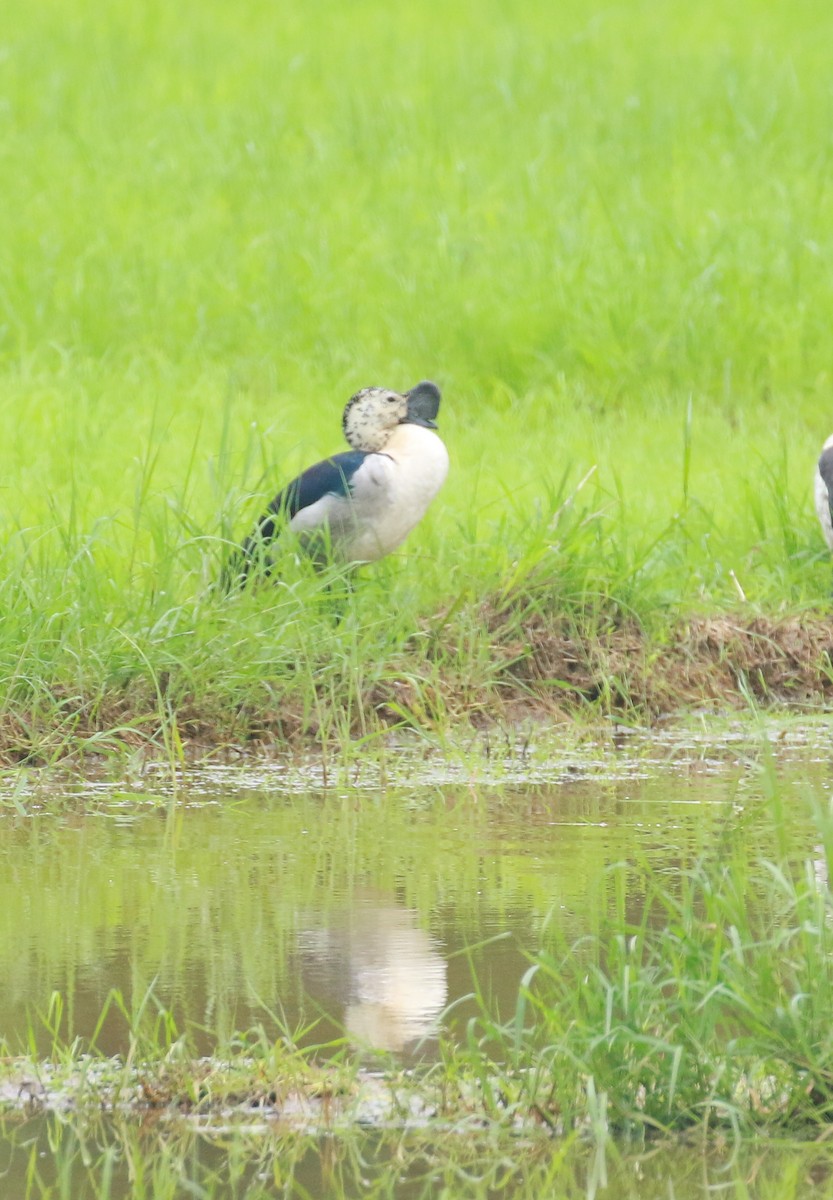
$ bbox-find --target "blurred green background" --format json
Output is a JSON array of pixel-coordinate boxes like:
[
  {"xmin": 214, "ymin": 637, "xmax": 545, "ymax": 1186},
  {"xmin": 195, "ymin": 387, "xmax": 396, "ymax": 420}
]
[{"xmin": 1, "ymin": 0, "xmax": 832, "ymax": 750}]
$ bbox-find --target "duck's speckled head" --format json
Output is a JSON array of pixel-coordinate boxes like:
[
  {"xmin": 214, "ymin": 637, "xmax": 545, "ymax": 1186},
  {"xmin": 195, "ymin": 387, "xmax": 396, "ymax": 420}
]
[{"xmin": 342, "ymin": 381, "xmax": 442, "ymax": 452}]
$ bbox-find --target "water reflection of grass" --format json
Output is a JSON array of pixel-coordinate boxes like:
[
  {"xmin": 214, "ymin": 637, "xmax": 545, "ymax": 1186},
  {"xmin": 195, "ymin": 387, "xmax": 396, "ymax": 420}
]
[
  {"xmin": 3, "ymin": 760, "xmax": 833, "ymax": 1143},
  {"xmin": 0, "ymin": 771, "xmax": 749, "ymax": 1057},
  {"xmin": 2, "ymin": 0, "xmax": 833, "ymax": 760},
  {"xmin": 5, "ymin": 1111, "xmax": 832, "ymax": 1200}
]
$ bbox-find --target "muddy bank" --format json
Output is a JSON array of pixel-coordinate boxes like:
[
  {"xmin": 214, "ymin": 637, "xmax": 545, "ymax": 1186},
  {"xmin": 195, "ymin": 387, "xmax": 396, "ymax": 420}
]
[
  {"xmin": 1, "ymin": 611, "xmax": 832, "ymax": 764},
  {"xmin": 496, "ymin": 611, "xmax": 833, "ymax": 716},
  {"xmin": 364, "ymin": 610, "xmax": 833, "ymax": 737}
]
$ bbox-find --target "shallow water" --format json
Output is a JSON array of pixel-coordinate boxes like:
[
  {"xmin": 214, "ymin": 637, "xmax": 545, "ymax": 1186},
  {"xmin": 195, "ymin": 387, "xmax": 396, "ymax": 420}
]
[
  {"xmin": 2, "ymin": 724, "xmax": 833, "ymax": 1197},
  {"xmin": 2, "ymin": 728, "xmax": 831, "ymax": 1059}
]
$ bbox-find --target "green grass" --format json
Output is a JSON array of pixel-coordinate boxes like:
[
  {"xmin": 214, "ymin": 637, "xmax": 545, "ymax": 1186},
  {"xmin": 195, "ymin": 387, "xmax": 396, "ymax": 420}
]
[
  {"xmin": 443, "ymin": 800, "xmax": 833, "ymax": 1139},
  {"xmin": 2, "ymin": 0, "xmax": 833, "ymax": 756}
]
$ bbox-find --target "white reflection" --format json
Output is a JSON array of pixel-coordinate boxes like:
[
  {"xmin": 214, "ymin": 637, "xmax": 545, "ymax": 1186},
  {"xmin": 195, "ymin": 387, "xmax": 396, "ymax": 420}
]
[
  {"xmin": 812, "ymin": 844, "xmax": 828, "ymax": 893},
  {"xmin": 299, "ymin": 898, "xmax": 448, "ymax": 1053},
  {"xmin": 345, "ymin": 905, "xmax": 448, "ymax": 1052}
]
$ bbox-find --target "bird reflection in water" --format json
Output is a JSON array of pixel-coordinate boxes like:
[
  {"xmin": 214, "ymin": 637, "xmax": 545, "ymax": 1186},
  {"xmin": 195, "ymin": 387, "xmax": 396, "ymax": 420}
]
[{"xmin": 299, "ymin": 896, "xmax": 448, "ymax": 1053}]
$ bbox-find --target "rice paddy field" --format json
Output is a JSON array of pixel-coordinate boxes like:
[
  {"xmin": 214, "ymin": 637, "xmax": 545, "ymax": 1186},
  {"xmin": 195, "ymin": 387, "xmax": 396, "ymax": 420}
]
[
  {"xmin": 6, "ymin": 1, "xmax": 833, "ymax": 1196},
  {"xmin": 2, "ymin": 0, "xmax": 833, "ymax": 761}
]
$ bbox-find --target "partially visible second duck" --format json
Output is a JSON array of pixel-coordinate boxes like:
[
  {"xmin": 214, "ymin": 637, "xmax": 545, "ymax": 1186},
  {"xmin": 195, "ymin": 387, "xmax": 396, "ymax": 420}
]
[{"xmin": 815, "ymin": 434, "xmax": 833, "ymax": 551}]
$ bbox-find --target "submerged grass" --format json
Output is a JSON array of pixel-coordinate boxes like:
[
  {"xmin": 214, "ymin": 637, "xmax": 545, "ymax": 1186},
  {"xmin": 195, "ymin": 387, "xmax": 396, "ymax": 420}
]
[{"xmin": 1, "ymin": 0, "xmax": 833, "ymax": 756}]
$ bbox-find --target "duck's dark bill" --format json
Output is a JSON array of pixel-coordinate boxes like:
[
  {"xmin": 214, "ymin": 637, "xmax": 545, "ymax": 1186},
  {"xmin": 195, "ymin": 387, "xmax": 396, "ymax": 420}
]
[{"xmin": 405, "ymin": 381, "xmax": 441, "ymax": 427}]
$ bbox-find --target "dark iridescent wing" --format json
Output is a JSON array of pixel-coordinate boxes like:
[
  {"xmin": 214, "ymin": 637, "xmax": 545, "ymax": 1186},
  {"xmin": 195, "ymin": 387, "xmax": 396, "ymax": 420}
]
[
  {"xmin": 265, "ymin": 452, "xmax": 368, "ymax": 526},
  {"xmin": 224, "ymin": 451, "xmax": 368, "ymax": 586}
]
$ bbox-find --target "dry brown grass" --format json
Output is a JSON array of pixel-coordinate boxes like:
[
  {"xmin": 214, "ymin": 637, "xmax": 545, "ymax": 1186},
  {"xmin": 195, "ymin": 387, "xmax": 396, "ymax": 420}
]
[{"xmin": 496, "ymin": 610, "xmax": 833, "ymax": 717}]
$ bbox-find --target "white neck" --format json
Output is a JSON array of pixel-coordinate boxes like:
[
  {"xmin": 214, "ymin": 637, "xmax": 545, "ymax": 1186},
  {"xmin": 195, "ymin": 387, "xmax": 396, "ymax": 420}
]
[{"xmin": 382, "ymin": 423, "xmax": 444, "ymax": 462}]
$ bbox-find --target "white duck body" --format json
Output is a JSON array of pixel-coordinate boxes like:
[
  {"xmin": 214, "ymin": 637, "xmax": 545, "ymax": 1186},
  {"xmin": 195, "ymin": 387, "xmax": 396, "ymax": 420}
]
[
  {"xmin": 815, "ymin": 433, "xmax": 833, "ymax": 551},
  {"xmin": 289, "ymin": 422, "xmax": 449, "ymax": 563},
  {"xmin": 230, "ymin": 380, "xmax": 449, "ymax": 582}
]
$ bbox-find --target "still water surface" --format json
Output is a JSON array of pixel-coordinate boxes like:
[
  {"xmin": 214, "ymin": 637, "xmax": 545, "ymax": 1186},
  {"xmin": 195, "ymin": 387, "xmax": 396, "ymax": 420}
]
[{"xmin": 1, "ymin": 726, "xmax": 832, "ymax": 1197}]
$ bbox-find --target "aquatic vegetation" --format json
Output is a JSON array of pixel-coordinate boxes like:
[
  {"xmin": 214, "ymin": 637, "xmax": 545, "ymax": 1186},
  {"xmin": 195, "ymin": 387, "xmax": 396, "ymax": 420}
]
[
  {"xmin": 440, "ymin": 767, "xmax": 833, "ymax": 1138},
  {"xmin": 4, "ymin": 1108, "xmax": 831, "ymax": 1200},
  {"xmin": 1, "ymin": 738, "xmax": 833, "ymax": 1199},
  {"xmin": 2, "ymin": 744, "xmax": 833, "ymax": 1145}
]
